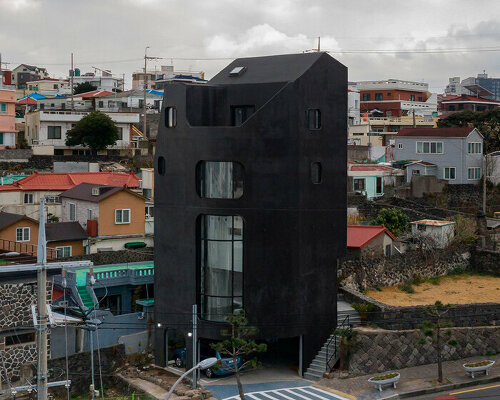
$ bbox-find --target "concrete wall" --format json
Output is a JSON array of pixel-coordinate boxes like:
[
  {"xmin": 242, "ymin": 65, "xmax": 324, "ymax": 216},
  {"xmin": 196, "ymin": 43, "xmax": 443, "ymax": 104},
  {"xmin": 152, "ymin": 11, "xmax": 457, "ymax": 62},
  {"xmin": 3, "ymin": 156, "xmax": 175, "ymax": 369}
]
[
  {"xmin": 410, "ymin": 175, "xmax": 446, "ymax": 198},
  {"xmin": 32, "ymin": 144, "xmax": 55, "ymax": 155},
  {"xmin": 118, "ymin": 330, "xmax": 150, "ymax": 354}
]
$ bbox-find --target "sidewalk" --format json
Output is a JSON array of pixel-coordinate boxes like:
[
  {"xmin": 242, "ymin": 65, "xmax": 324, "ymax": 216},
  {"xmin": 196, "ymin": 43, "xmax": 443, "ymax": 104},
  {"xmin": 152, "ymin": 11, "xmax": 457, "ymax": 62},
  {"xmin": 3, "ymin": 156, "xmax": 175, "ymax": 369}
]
[{"xmin": 316, "ymin": 354, "xmax": 500, "ymax": 399}]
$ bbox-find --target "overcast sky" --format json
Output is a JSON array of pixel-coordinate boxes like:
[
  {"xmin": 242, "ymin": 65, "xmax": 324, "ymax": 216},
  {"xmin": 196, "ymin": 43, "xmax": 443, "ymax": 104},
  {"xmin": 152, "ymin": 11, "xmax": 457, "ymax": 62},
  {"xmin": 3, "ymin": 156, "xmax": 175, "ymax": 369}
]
[{"xmin": 1, "ymin": 0, "xmax": 499, "ymax": 92}]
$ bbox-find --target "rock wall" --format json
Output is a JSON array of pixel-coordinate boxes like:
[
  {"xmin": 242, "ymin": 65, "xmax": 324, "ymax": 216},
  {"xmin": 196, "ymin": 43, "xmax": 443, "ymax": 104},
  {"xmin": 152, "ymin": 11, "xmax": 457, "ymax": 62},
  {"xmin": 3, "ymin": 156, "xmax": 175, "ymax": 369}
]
[
  {"xmin": 339, "ymin": 249, "xmax": 470, "ymax": 291},
  {"xmin": 62, "ymin": 249, "xmax": 153, "ymax": 265},
  {"xmin": 48, "ymin": 344, "xmax": 126, "ymax": 395},
  {"xmin": 349, "ymin": 326, "xmax": 500, "ymax": 375},
  {"xmin": 470, "ymin": 248, "xmax": 500, "ymax": 277},
  {"xmin": 0, "ymin": 281, "xmax": 52, "ymax": 382}
]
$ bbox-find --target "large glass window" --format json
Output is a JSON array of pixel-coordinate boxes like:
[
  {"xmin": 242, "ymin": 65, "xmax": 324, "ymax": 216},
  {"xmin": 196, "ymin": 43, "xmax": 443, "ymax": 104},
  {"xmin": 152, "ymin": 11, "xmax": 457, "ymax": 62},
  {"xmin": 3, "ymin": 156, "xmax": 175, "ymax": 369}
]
[
  {"xmin": 199, "ymin": 215, "xmax": 243, "ymax": 322},
  {"xmin": 231, "ymin": 105, "xmax": 254, "ymax": 126},
  {"xmin": 197, "ymin": 161, "xmax": 244, "ymax": 199},
  {"xmin": 47, "ymin": 126, "xmax": 62, "ymax": 139}
]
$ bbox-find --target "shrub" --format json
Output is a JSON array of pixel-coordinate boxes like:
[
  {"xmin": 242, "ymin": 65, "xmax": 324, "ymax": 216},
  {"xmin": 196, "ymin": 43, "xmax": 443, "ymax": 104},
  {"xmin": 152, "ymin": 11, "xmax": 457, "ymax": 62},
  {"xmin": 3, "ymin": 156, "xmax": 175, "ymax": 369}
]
[
  {"xmin": 351, "ymin": 302, "xmax": 375, "ymax": 316},
  {"xmin": 398, "ymin": 282, "xmax": 415, "ymax": 293},
  {"xmin": 412, "ymin": 274, "xmax": 424, "ymax": 285},
  {"xmin": 447, "ymin": 214, "xmax": 478, "ymax": 245},
  {"xmin": 372, "ymin": 208, "xmax": 410, "ymax": 236},
  {"xmin": 428, "ymin": 276, "xmax": 441, "ymax": 285}
]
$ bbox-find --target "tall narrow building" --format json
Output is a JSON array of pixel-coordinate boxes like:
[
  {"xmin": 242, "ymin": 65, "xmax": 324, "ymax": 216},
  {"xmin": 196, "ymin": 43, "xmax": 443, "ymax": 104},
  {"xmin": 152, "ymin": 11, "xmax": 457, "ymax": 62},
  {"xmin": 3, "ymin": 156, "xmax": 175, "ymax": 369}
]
[{"xmin": 154, "ymin": 52, "xmax": 347, "ymax": 375}]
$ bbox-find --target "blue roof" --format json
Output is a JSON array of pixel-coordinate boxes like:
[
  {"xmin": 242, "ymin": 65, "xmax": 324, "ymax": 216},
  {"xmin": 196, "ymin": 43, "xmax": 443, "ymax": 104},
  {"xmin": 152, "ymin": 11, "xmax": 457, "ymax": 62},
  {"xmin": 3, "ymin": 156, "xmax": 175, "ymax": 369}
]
[
  {"xmin": 18, "ymin": 92, "xmax": 47, "ymax": 100},
  {"xmin": 146, "ymin": 89, "xmax": 163, "ymax": 96}
]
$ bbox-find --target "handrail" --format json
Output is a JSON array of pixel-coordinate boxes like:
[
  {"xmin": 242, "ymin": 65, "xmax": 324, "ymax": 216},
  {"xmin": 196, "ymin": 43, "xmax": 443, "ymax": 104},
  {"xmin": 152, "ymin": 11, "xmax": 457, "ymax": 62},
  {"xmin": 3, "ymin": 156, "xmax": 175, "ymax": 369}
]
[
  {"xmin": 0, "ymin": 238, "xmax": 57, "ymax": 260},
  {"xmin": 326, "ymin": 314, "xmax": 350, "ymax": 372}
]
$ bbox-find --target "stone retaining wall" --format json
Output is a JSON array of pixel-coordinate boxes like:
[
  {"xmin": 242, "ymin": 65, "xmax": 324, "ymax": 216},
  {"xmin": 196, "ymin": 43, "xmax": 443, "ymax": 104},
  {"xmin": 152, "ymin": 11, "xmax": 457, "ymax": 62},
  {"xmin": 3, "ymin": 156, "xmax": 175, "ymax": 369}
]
[
  {"xmin": 349, "ymin": 326, "xmax": 500, "ymax": 375},
  {"xmin": 62, "ymin": 249, "xmax": 153, "ymax": 265},
  {"xmin": 470, "ymin": 248, "xmax": 500, "ymax": 277},
  {"xmin": 341, "ymin": 286, "xmax": 499, "ymax": 330},
  {"xmin": 339, "ymin": 249, "xmax": 470, "ymax": 291}
]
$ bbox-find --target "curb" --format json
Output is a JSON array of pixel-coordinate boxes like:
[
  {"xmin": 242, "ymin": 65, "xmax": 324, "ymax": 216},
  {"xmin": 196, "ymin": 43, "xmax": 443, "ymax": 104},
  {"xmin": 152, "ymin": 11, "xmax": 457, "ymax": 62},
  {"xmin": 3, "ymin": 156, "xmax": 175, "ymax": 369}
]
[
  {"xmin": 313, "ymin": 384, "xmax": 357, "ymax": 400},
  {"xmin": 379, "ymin": 375, "xmax": 500, "ymax": 399}
]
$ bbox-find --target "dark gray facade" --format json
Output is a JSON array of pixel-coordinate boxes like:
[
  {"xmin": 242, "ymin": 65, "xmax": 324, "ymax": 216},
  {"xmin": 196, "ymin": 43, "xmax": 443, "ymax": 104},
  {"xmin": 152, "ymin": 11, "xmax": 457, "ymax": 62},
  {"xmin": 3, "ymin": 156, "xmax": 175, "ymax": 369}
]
[{"xmin": 154, "ymin": 53, "xmax": 347, "ymax": 373}]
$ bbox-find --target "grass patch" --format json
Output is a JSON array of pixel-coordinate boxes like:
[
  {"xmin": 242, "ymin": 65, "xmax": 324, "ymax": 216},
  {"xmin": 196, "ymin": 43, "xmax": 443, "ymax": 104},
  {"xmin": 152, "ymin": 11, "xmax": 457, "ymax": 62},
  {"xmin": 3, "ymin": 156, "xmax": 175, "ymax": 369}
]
[
  {"xmin": 428, "ymin": 276, "xmax": 441, "ymax": 285},
  {"xmin": 371, "ymin": 373, "xmax": 399, "ymax": 381},
  {"xmin": 398, "ymin": 282, "xmax": 415, "ymax": 294},
  {"xmin": 464, "ymin": 360, "xmax": 493, "ymax": 367},
  {"xmin": 412, "ymin": 274, "xmax": 425, "ymax": 286}
]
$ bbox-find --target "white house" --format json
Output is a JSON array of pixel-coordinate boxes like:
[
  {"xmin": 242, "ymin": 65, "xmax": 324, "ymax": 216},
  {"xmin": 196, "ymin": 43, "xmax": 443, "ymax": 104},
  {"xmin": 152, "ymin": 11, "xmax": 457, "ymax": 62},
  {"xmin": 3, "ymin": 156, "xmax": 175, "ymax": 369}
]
[
  {"xmin": 411, "ymin": 219, "xmax": 455, "ymax": 248},
  {"xmin": 25, "ymin": 110, "xmax": 140, "ymax": 156}
]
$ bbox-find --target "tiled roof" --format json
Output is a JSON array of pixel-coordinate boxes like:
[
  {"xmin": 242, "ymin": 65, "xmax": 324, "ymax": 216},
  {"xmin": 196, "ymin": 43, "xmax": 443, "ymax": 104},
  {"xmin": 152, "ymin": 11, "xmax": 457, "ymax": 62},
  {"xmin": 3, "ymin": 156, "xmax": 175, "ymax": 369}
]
[
  {"xmin": 46, "ymin": 222, "xmax": 88, "ymax": 242},
  {"xmin": 59, "ymin": 183, "xmax": 124, "ymax": 203},
  {"xmin": 0, "ymin": 172, "xmax": 140, "ymax": 192},
  {"xmin": 441, "ymin": 94, "xmax": 500, "ymax": 104},
  {"xmin": 347, "ymin": 225, "xmax": 396, "ymax": 248},
  {"xmin": 75, "ymin": 90, "xmax": 115, "ymax": 98},
  {"xmin": 397, "ymin": 127, "xmax": 474, "ymax": 138},
  {"xmin": 349, "ymin": 164, "xmax": 394, "ymax": 172},
  {"xmin": 0, "ymin": 211, "xmax": 31, "ymax": 231}
]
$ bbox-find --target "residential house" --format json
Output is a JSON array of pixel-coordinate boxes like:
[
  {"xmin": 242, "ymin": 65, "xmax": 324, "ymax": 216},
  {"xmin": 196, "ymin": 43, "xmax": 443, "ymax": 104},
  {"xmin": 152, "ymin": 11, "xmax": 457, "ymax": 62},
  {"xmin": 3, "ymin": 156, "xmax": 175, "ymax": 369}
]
[
  {"xmin": 133, "ymin": 65, "xmax": 204, "ymax": 90},
  {"xmin": 357, "ymin": 79, "xmax": 437, "ymax": 118},
  {"xmin": 59, "ymin": 182, "xmax": 151, "ymax": 253},
  {"xmin": 0, "ymin": 171, "xmax": 140, "ymax": 220},
  {"xmin": 140, "ymin": 168, "xmax": 154, "ymax": 235},
  {"xmin": 394, "ymin": 127, "xmax": 484, "ymax": 184},
  {"xmin": 51, "ymin": 261, "xmax": 153, "ymax": 357},
  {"xmin": 95, "ymin": 89, "xmax": 163, "ymax": 113},
  {"xmin": 447, "ymin": 72, "xmax": 500, "ymax": 101},
  {"xmin": 347, "ymin": 224, "xmax": 396, "ymax": 258},
  {"xmin": 25, "ymin": 78, "xmax": 70, "ymax": 97},
  {"xmin": 0, "ymin": 83, "xmax": 17, "ymax": 148},
  {"xmin": 0, "ymin": 211, "xmax": 87, "ymax": 260},
  {"xmin": 410, "ymin": 219, "xmax": 455, "ymax": 248},
  {"xmin": 11, "ymin": 64, "xmax": 49, "ymax": 90},
  {"xmin": 347, "ymin": 86, "xmax": 360, "ymax": 126},
  {"xmin": 25, "ymin": 109, "xmax": 140, "ymax": 156},
  {"xmin": 35, "ymin": 90, "xmax": 114, "ymax": 112},
  {"xmin": 71, "ymin": 70, "xmax": 124, "ymax": 93},
  {"xmin": 440, "ymin": 94, "xmax": 500, "ymax": 116},
  {"xmin": 154, "ymin": 52, "xmax": 347, "ymax": 379},
  {"xmin": 348, "ymin": 163, "xmax": 404, "ymax": 199}
]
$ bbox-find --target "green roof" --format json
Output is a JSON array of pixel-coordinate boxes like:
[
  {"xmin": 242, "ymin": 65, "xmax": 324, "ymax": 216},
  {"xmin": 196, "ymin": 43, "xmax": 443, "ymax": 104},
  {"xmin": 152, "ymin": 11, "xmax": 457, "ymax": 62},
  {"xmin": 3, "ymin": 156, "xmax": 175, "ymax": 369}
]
[
  {"xmin": 1, "ymin": 174, "xmax": 29, "ymax": 185},
  {"xmin": 74, "ymin": 261, "xmax": 153, "ymax": 286}
]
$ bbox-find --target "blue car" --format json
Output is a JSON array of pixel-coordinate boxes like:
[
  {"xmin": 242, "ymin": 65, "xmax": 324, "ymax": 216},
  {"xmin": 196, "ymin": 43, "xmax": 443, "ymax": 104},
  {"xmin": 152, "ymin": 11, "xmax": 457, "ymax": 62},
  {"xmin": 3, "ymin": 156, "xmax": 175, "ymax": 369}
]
[{"xmin": 173, "ymin": 342, "xmax": 244, "ymax": 378}]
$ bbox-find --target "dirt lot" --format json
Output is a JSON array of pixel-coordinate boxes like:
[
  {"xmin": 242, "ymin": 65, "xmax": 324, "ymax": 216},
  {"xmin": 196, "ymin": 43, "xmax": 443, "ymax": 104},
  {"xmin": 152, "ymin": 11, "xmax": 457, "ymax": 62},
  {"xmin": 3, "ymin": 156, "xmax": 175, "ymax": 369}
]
[{"xmin": 366, "ymin": 274, "xmax": 500, "ymax": 306}]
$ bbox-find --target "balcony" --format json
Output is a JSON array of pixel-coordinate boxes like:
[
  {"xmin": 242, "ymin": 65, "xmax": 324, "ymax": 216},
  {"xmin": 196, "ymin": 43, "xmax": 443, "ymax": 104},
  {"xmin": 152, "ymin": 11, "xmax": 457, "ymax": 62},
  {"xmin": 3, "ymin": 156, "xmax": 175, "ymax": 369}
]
[
  {"xmin": 87, "ymin": 263, "xmax": 154, "ymax": 288},
  {"xmin": 367, "ymin": 116, "xmax": 435, "ymax": 127}
]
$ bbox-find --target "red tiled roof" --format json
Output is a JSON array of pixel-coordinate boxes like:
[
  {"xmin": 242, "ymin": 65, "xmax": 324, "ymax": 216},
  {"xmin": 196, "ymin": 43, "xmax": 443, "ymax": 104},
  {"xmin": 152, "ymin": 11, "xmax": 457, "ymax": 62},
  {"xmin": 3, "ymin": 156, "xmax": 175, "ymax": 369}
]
[
  {"xmin": 397, "ymin": 127, "xmax": 474, "ymax": 138},
  {"xmin": 441, "ymin": 94, "xmax": 500, "ymax": 104},
  {"xmin": 347, "ymin": 225, "xmax": 396, "ymax": 248},
  {"xmin": 76, "ymin": 90, "xmax": 114, "ymax": 98},
  {"xmin": 349, "ymin": 164, "xmax": 394, "ymax": 172},
  {"xmin": 0, "ymin": 172, "xmax": 140, "ymax": 192},
  {"xmin": 17, "ymin": 97, "xmax": 38, "ymax": 105}
]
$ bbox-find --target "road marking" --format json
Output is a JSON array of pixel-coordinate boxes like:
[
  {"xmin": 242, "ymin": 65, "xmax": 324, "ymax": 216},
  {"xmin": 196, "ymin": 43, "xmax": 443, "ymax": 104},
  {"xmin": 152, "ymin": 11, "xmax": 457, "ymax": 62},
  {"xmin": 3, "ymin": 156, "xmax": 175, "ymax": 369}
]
[
  {"xmin": 222, "ymin": 386, "xmax": 350, "ymax": 400},
  {"xmin": 450, "ymin": 383, "xmax": 500, "ymax": 395}
]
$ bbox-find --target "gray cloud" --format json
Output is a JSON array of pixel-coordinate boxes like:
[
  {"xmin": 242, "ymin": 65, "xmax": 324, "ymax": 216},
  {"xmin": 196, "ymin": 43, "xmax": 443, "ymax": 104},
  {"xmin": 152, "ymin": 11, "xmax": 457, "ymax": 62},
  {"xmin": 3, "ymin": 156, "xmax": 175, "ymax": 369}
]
[{"xmin": 0, "ymin": 0, "xmax": 499, "ymax": 91}]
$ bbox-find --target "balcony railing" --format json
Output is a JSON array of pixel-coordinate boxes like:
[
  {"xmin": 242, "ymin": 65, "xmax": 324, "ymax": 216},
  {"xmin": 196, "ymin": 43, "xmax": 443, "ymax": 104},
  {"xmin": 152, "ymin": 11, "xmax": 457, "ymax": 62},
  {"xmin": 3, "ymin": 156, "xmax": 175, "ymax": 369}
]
[{"xmin": 88, "ymin": 266, "xmax": 154, "ymax": 287}]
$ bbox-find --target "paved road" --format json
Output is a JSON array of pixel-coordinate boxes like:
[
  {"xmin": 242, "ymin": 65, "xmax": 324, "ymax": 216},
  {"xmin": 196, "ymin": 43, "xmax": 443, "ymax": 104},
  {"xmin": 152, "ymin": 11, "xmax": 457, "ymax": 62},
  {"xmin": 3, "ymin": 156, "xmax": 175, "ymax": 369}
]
[
  {"xmin": 413, "ymin": 383, "xmax": 500, "ymax": 399},
  {"xmin": 220, "ymin": 385, "xmax": 351, "ymax": 400}
]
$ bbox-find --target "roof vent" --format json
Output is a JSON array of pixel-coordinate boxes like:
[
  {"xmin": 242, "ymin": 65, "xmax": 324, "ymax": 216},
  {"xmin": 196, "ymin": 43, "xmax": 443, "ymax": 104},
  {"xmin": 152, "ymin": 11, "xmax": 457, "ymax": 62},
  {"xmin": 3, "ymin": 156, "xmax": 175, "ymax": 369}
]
[
  {"xmin": 91, "ymin": 187, "xmax": 100, "ymax": 196},
  {"xmin": 229, "ymin": 66, "xmax": 246, "ymax": 77}
]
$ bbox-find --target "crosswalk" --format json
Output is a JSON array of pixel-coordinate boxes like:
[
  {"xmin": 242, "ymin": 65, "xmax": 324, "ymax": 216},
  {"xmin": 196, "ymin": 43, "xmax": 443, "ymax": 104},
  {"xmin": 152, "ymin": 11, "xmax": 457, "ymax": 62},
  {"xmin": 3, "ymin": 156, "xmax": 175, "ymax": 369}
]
[{"xmin": 222, "ymin": 386, "xmax": 350, "ymax": 400}]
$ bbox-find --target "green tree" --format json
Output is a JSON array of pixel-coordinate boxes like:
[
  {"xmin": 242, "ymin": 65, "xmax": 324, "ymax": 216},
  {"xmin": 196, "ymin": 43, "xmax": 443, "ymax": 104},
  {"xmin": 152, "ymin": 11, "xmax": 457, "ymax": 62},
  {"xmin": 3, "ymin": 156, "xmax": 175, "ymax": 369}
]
[
  {"xmin": 73, "ymin": 81, "xmax": 98, "ymax": 95},
  {"xmin": 334, "ymin": 327, "xmax": 360, "ymax": 370},
  {"xmin": 372, "ymin": 208, "xmax": 409, "ymax": 236},
  {"xmin": 211, "ymin": 310, "xmax": 267, "ymax": 400},
  {"xmin": 438, "ymin": 109, "xmax": 500, "ymax": 152},
  {"xmin": 418, "ymin": 301, "xmax": 456, "ymax": 384},
  {"xmin": 65, "ymin": 111, "xmax": 119, "ymax": 153}
]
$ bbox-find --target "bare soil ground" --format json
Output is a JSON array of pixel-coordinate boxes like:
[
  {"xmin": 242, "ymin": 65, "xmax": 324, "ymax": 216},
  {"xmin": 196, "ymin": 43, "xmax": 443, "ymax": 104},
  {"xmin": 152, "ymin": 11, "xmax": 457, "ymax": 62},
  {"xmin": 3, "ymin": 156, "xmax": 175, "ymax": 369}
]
[{"xmin": 366, "ymin": 274, "xmax": 500, "ymax": 306}]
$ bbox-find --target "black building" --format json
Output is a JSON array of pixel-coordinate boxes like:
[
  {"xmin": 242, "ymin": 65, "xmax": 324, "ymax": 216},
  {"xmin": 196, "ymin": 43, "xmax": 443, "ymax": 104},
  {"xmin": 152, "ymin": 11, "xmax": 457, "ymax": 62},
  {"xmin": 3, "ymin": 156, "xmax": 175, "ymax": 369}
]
[{"xmin": 154, "ymin": 52, "xmax": 347, "ymax": 375}]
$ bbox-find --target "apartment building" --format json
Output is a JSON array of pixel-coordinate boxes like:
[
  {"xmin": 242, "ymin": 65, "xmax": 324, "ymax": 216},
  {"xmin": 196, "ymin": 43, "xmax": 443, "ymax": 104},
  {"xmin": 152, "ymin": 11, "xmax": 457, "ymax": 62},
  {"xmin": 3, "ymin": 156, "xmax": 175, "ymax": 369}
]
[{"xmin": 0, "ymin": 83, "xmax": 17, "ymax": 148}]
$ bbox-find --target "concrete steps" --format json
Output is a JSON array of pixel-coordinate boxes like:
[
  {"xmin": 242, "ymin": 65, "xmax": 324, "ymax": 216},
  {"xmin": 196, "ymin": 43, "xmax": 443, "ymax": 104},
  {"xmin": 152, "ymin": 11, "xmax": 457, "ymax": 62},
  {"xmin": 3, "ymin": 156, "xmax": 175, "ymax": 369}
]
[{"xmin": 304, "ymin": 302, "xmax": 361, "ymax": 381}]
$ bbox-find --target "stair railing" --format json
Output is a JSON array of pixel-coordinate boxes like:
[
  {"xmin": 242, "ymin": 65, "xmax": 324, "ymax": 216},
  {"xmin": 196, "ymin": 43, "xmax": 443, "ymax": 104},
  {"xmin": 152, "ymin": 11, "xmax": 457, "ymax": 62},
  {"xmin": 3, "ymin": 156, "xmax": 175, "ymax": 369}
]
[{"xmin": 326, "ymin": 314, "xmax": 350, "ymax": 372}]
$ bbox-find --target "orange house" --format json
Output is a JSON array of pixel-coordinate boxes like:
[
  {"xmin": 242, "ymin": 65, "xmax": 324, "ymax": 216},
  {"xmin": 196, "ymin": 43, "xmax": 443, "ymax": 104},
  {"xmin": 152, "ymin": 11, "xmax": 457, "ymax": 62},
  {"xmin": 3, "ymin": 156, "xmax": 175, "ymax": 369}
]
[
  {"xmin": 0, "ymin": 211, "xmax": 87, "ymax": 259},
  {"xmin": 60, "ymin": 183, "xmax": 148, "ymax": 253}
]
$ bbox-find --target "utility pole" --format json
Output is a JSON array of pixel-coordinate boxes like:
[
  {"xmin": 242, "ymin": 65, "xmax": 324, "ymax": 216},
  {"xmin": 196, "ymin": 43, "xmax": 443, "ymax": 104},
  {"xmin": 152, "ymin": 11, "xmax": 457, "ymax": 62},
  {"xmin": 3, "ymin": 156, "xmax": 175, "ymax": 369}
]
[
  {"xmin": 317, "ymin": 37, "xmax": 321, "ymax": 52},
  {"xmin": 37, "ymin": 198, "xmax": 48, "ymax": 400},
  {"xmin": 192, "ymin": 304, "xmax": 197, "ymax": 389},
  {"xmin": 70, "ymin": 53, "xmax": 74, "ymax": 111},
  {"xmin": 483, "ymin": 154, "xmax": 488, "ymax": 214}
]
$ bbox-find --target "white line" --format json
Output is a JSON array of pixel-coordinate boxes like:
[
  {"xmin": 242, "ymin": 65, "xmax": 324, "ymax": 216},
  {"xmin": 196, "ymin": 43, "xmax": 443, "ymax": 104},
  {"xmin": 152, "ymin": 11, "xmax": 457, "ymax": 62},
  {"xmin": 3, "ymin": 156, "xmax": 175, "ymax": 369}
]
[
  {"xmin": 270, "ymin": 390, "xmax": 299, "ymax": 400},
  {"xmin": 283, "ymin": 388, "xmax": 317, "ymax": 400},
  {"xmin": 247, "ymin": 395, "xmax": 261, "ymax": 400},
  {"xmin": 306, "ymin": 387, "xmax": 350, "ymax": 400},
  {"xmin": 296, "ymin": 387, "xmax": 337, "ymax": 400},
  {"xmin": 259, "ymin": 391, "xmax": 286, "ymax": 400}
]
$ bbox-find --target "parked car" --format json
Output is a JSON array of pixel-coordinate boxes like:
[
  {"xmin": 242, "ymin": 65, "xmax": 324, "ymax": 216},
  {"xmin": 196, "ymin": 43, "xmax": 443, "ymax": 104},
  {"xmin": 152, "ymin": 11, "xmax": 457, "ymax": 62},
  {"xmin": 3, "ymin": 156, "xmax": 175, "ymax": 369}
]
[{"xmin": 172, "ymin": 342, "xmax": 244, "ymax": 378}]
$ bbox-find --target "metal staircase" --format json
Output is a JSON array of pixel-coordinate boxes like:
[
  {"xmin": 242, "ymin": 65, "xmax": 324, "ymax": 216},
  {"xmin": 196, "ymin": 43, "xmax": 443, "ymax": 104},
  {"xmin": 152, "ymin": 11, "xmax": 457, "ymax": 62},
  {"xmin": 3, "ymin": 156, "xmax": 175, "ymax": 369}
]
[{"xmin": 303, "ymin": 305, "xmax": 360, "ymax": 381}]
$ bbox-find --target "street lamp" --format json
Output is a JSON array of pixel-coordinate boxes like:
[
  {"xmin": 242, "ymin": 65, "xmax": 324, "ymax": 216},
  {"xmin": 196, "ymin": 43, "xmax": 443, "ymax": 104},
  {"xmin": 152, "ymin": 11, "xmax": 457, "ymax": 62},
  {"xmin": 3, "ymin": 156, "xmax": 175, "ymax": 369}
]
[{"xmin": 165, "ymin": 358, "xmax": 218, "ymax": 400}]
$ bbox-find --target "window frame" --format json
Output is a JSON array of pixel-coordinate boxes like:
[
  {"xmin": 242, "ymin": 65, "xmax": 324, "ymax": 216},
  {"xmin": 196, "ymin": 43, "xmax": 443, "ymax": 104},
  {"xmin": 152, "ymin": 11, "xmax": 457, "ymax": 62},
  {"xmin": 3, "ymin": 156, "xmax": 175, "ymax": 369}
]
[
  {"xmin": 353, "ymin": 178, "xmax": 366, "ymax": 192},
  {"xmin": 69, "ymin": 203, "xmax": 76, "ymax": 222},
  {"xmin": 467, "ymin": 167, "xmax": 481, "ymax": 180},
  {"xmin": 24, "ymin": 193, "xmax": 34, "ymax": 204},
  {"xmin": 467, "ymin": 142, "xmax": 482, "ymax": 154},
  {"xmin": 0, "ymin": 103, "xmax": 7, "ymax": 114},
  {"xmin": 115, "ymin": 209, "xmax": 131, "ymax": 224},
  {"xmin": 397, "ymin": 143, "xmax": 403, "ymax": 149},
  {"xmin": 196, "ymin": 161, "xmax": 244, "ymax": 199},
  {"xmin": 306, "ymin": 109, "xmax": 322, "ymax": 130},
  {"xmin": 165, "ymin": 107, "xmax": 177, "ymax": 128},
  {"xmin": 416, "ymin": 141, "xmax": 444, "ymax": 154},
  {"xmin": 16, "ymin": 227, "xmax": 30, "ymax": 242},
  {"xmin": 55, "ymin": 246, "xmax": 72, "ymax": 258},
  {"xmin": 444, "ymin": 167, "xmax": 456, "ymax": 180},
  {"xmin": 47, "ymin": 125, "xmax": 62, "ymax": 140}
]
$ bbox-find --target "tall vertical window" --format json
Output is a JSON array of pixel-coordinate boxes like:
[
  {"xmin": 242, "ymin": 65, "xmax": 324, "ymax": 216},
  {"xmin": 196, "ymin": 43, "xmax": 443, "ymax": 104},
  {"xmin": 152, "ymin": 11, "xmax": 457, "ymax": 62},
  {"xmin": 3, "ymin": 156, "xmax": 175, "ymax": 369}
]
[
  {"xmin": 69, "ymin": 203, "xmax": 76, "ymax": 221},
  {"xmin": 376, "ymin": 177, "xmax": 383, "ymax": 194},
  {"xmin": 158, "ymin": 156, "xmax": 166, "ymax": 175},
  {"xmin": 375, "ymin": 93, "xmax": 383, "ymax": 101},
  {"xmin": 0, "ymin": 103, "xmax": 6, "ymax": 114},
  {"xmin": 24, "ymin": 193, "xmax": 34, "ymax": 204},
  {"xmin": 468, "ymin": 142, "xmax": 482, "ymax": 154},
  {"xmin": 311, "ymin": 162, "xmax": 322, "ymax": 184},
  {"xmin": 444, "ymin": 167, "xmax": 456, "ymax": 180},
  {"xmin": 306, "ymin": 109, "xmax": 321, "ymax": 130},
  {"xmin": 197, "ymin": 161, "xmax": 244, "ymax": 199},
  {"xmin": 199, "ymin": 215, "xmax": 243, "ymax": 322},
  {"xmin": 165, "ymin": 107, "xmax": 177, "ymax": 128},
  {"xmin": 231, "ymin": 106, "xmax": 255, "ymax": 126}
]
